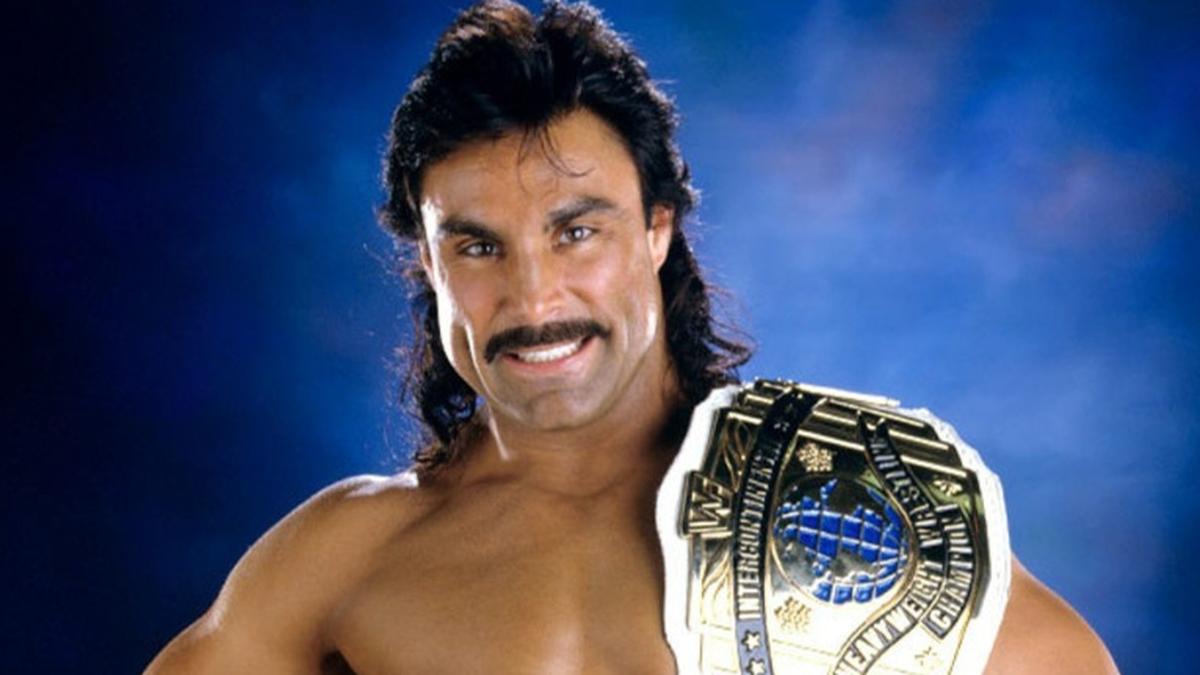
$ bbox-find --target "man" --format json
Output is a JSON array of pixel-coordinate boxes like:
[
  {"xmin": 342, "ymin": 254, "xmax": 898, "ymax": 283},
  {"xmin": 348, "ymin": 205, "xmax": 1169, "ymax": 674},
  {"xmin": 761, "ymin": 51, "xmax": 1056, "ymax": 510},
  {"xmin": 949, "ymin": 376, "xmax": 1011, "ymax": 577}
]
[{"xmin": 147, "ymin": 1, "xmax": 1118, "ymax": 673}]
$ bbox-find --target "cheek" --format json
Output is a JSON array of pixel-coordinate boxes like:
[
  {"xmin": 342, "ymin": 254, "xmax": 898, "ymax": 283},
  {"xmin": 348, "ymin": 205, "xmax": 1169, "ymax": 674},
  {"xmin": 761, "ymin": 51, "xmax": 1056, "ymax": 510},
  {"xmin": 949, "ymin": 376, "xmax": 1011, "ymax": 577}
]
[
  {"xmin": 436, "ymin": 273, "xmax": 498, "ymax": 356},
  {"xmin": 629, "ymin": 249, "xmax": 667, "ymax": 345},
  {"xmin": 580, "ymin": 247, "xmax": 662, "ymax": 343},
  {"xmin": 434, "ymin": 290, "xmax": 463, "ymax": 357},
  {"xmin": 630, "ymin": 274, "xmax": 664, "ymax": 349}
]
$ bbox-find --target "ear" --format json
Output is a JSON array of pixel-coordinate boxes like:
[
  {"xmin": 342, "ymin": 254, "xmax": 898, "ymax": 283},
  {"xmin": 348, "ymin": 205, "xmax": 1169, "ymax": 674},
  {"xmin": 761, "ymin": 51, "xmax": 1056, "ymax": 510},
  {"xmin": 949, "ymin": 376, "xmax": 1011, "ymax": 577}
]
[{"xmin": 647, "ymin": 204, "xmax": 674, "ymax": 273}]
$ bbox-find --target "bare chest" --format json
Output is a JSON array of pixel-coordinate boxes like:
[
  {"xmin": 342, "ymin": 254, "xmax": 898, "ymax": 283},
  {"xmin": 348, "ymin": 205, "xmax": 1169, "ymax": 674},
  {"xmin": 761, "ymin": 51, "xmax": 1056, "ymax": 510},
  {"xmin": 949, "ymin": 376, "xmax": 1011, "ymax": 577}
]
[{"xmin": 328, "ymin": 499, "xmax": 677, "ymax": 674}]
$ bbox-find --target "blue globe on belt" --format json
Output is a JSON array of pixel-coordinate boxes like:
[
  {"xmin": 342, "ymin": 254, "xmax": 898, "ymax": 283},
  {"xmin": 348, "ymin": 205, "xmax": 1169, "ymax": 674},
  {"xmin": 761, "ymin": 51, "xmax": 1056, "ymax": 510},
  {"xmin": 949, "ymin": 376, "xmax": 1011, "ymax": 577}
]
[{"xmin": 773, "ymin": 478, "xmax": 911, "ymax": 605}]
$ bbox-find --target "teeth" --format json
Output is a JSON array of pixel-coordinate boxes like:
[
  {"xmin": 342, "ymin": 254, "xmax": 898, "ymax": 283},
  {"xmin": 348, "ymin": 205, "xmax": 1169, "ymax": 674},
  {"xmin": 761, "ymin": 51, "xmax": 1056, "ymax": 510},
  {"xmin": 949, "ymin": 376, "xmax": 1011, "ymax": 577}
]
[{"xmin": 512, "ymin": 339, "xmax": 584, "ymax": 364}]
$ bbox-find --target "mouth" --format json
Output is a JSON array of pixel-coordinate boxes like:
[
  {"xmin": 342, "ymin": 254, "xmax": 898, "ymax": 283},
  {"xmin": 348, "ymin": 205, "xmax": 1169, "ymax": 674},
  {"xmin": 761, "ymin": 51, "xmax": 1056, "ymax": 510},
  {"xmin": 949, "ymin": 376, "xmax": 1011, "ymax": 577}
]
[
  {"xmin": 485, "ymin": 319, "xmax": 610, "ymax": 366},
  {"xmin": 507, "ymin": 337, "xmax": 587, "ymax": 364},
  {"xmin": 500, "ymin": 335, "xmax": 596, "ymax": 374}
]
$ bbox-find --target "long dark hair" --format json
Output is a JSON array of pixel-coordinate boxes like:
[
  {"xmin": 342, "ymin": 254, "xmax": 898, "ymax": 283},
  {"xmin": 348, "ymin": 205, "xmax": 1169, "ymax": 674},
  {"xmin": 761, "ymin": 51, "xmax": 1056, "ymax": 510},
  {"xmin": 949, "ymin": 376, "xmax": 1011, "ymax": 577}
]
[{"xmin": 379, "ymin": 0, "xmax": 751, "ymax": 474}]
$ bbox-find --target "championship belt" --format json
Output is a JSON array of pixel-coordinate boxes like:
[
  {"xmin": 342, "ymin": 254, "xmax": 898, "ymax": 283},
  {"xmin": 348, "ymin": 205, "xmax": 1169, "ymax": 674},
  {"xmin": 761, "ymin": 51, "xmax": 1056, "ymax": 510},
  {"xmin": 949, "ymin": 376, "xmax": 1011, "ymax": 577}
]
[{"xmin": 657, "ymin": 381, "xmax": 1011, "ymax": 675}]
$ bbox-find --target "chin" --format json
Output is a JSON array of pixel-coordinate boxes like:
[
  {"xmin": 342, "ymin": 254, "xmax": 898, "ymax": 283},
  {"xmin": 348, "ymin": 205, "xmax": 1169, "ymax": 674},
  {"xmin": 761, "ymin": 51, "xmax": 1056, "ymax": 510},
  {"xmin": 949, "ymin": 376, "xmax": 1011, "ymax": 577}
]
[{"xmin": 505, "ymin": 387, "xmax": 614, "ymax": 432}]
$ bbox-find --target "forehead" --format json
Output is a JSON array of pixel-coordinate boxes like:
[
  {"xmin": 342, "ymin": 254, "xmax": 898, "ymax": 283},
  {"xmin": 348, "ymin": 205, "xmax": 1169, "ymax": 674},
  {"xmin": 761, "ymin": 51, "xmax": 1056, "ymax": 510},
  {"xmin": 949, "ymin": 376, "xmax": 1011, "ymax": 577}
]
[{"xmin": 420, "ymin": 109, "xmax": 641, "ymax": 232}]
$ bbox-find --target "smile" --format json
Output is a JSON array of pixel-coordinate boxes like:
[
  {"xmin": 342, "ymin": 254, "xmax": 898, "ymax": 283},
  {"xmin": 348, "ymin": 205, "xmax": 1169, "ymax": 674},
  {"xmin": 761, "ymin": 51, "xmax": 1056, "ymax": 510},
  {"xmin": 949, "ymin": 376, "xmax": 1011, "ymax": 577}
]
[{"xmin": 507, "ymin": 337, "xmax": 587, "ymax": 364}]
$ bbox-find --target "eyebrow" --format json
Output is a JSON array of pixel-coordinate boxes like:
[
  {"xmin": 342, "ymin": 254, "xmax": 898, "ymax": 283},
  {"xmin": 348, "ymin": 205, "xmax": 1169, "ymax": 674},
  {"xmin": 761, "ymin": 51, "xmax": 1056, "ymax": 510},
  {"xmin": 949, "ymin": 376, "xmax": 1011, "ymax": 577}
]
[
  {"xmin": 436, "ymin": 195, "xmax": 624, "ymax": 241},
  {"xmin": 437, "ymin": 217, "xmax": 499, "ymax": 242},
  {"xmin": 546, "ymin": 195, "xmax": 622, "ymax": 231}
]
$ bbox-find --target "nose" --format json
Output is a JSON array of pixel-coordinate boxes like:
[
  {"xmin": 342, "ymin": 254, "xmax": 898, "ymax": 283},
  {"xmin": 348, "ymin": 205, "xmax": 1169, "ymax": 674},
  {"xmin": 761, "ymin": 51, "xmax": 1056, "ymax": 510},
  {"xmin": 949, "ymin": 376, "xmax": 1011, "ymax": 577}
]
[{"xmin": 504, "ymin": 242, "xmax": 567, "ymax": 324}]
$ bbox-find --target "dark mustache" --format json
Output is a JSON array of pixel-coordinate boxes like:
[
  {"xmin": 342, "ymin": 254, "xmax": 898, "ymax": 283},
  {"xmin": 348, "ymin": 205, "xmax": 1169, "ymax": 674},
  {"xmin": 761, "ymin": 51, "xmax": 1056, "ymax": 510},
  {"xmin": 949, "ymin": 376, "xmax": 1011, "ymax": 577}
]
[{"xmin": 484, "ymin": 319, "xmax": 610, "ymax": 363}]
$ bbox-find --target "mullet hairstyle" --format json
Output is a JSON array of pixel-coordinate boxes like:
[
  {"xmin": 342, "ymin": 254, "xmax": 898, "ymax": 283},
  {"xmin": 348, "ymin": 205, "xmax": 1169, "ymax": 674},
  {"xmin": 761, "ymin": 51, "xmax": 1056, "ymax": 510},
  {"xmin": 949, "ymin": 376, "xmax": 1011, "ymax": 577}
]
[{"xmin": 379, "ymin": 0, "xmax": 751, "ymax": 474}]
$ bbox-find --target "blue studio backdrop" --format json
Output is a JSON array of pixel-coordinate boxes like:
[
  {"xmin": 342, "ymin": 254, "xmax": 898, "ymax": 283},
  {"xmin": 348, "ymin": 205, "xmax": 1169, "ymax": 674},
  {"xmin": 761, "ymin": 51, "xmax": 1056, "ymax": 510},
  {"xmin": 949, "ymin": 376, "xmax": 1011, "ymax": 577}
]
[{"xmin": 9, "ymin": 1, "xmax": 1198, "ymax": 673}]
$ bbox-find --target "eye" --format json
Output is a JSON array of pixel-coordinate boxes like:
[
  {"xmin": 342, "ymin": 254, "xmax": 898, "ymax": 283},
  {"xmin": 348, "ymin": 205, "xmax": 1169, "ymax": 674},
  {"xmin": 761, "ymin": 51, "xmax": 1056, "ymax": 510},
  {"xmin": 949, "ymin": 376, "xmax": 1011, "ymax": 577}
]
[
  {"xmin": 460, "ymin": 240, "xmax": 498, "ymax": 257},
  {"xmin": 559, "ymin": 225, "xmax": 595, "ymax": 245}
]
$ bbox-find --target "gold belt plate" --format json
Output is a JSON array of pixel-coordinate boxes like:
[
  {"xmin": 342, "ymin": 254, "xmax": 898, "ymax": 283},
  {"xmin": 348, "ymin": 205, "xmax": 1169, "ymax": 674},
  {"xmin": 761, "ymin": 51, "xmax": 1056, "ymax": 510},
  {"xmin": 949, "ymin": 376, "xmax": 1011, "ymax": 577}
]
[{"xmin": 680, "ymin": 381, "xmax": 996, "ymax": 674}]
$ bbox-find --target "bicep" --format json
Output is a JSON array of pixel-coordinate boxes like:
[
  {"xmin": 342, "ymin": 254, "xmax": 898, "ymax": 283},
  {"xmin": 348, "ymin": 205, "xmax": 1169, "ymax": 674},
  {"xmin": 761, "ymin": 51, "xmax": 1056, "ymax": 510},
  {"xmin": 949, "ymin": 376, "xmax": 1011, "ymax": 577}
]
[
  {"xmin": 985, "ymin": 557, "xmax": 1119, "ymax": 674},
  {"xmin": 145, "ymin": 476, "xmax": 387, "ymax": 673},
  {"xmin": 143, "ymin": 540, "xmax": 324, "ymax": 675},
  {"xmin": 144, "ymin": 610, "xmax": 311, "ymax": 675}
]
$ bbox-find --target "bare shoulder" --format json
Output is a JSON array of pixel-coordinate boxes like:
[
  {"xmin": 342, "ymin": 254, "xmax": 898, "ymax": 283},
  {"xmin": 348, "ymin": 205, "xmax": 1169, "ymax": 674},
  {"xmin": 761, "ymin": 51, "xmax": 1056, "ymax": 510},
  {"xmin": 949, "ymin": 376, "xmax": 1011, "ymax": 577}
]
[
  {"xmin": 984, "ymin": 557, "xmax": 1119, "ymax": 674},
  {"xmin": 145, "ymin": 472, "xmax": 428, "ymax": 674}
]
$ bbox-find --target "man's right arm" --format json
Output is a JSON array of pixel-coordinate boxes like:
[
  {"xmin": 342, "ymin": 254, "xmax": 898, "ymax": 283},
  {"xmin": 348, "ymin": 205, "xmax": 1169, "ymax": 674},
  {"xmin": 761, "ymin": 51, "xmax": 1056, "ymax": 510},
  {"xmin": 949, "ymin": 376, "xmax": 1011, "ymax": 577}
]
[{"xmin": 145, "ymin": 475, "xmax": 394, "ymax": 674}]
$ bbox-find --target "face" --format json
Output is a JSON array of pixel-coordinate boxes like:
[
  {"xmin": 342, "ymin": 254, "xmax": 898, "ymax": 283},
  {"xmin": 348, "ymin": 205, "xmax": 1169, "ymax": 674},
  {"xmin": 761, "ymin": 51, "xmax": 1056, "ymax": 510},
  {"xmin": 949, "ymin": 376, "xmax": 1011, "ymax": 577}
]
[{"xmin": 419, "ymin": 109, "xmax": 674, "ymax": 432}]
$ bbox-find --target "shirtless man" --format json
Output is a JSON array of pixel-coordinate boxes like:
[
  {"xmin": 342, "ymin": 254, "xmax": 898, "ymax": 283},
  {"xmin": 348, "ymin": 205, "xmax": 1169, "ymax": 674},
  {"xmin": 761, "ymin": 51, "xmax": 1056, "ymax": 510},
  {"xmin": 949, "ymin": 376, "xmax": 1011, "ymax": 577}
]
[{"xmin": 147, "ymin": 2, "xmax": 1119, "ymax": 673}]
